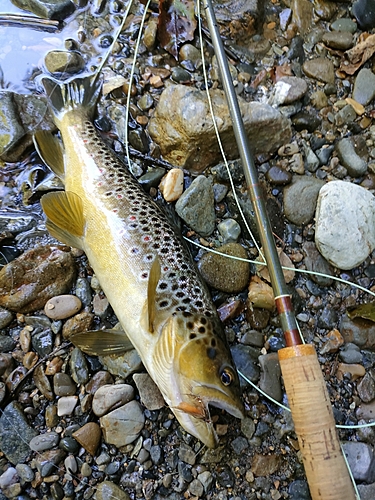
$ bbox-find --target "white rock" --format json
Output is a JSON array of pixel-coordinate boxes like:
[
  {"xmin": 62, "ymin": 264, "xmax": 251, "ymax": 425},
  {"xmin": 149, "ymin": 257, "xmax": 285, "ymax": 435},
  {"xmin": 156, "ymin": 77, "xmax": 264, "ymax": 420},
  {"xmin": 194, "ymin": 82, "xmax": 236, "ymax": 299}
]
[
  {"xmin": 0, "ymin": 467, "xmax": 18, "ymax": 489},
  {"xmin": 315, "ymin": 181, "xmax": 375, "ymax": 270},
  {"xmin": 159, "ymin": 168, "xmax": 184, "ymax": 202},
  {"xmin": 57, "ymin": 396, "xmax": 78, "ymax": 416},
  {"xmin": 92, "ymin": 384, "xmax": 135, "ymax": 417}
]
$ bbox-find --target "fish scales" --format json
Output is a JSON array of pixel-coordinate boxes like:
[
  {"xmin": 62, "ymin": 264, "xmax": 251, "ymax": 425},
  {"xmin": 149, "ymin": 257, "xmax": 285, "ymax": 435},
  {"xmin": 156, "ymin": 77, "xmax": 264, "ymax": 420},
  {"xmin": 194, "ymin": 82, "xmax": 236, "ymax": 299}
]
[{"xmin": 36, "ymin": 75, "xmax": 243, "ymax": 447}]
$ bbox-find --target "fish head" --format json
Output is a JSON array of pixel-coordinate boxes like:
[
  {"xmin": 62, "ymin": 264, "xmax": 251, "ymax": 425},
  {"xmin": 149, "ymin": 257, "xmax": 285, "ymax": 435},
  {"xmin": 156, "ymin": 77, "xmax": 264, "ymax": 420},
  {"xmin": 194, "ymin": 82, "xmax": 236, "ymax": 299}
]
[{"xmin": 158, "ymin": 311, "xmax": 244, "ymax": 447}]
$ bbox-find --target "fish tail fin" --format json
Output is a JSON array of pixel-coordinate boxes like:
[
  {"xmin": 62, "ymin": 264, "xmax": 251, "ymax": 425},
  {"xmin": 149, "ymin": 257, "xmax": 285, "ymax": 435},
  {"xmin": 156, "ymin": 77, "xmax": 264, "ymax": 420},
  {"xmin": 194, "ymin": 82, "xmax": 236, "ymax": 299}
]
[{"xmin": 41, "ymin": 74, "xmax": 102, "ymax": 127}]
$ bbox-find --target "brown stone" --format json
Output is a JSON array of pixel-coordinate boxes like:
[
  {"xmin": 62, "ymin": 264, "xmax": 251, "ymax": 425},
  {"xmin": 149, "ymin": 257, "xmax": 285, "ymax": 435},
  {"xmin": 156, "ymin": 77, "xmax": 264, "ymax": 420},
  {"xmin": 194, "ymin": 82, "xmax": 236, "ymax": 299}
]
[
  {"xmin": 62, "ymin": 311, "xmax": 94, "ymax": 340},
  {"xmin": 72, "ymin": 422, "xmax": 101, "ymax": 455},
  {"xmin": 251, "ymin": 453, "xmax": 282, "ymax": 476}
]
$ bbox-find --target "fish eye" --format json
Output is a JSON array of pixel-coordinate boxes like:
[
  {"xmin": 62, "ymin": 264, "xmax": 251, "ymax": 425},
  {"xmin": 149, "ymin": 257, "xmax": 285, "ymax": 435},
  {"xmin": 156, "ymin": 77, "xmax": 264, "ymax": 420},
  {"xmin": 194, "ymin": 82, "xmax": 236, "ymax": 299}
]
[{"xmin": 220, "ymin": 368, "xmax": 233, "ymax": 386}]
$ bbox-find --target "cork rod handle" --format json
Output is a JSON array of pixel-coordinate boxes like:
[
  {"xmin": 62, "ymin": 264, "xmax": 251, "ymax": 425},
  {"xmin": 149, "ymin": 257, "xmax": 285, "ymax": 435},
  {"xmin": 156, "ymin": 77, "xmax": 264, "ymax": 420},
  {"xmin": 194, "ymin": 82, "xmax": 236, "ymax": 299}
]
[{"xmin": 278, "ymin": 344, "xmax": 356, "ymax": 500}]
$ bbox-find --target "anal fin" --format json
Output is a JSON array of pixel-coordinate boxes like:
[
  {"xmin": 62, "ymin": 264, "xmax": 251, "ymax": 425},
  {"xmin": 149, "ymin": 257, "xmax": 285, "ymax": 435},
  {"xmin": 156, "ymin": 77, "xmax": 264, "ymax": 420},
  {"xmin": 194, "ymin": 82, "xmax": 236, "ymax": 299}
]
[
  {"xmin": 34, "ymin": 130, "xmax": 65, "ymax": 180},
  {"xmin": 41, "ymin": 191, "xmax": 85, "ymax": 249}
]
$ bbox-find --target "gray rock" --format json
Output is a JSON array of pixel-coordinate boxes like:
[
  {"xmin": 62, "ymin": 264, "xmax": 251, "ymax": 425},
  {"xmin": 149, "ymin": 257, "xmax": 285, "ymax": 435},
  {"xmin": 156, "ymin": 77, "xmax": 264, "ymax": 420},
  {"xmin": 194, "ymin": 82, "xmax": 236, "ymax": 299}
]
[
  {"xmin": 69, "ymin": 347, "xmax": 89, "ymax": 385},
  {"xmin": 231, "ymin": 344, "xmax": 260, "ymax": 384},
  {"xmin": 35, "ymin": 449, "xmax": 66, "ymax": 477},
  {"xmin": 0, "ymin": 307, "xmax": 13, "ymax": 329},
  {"xmin": 358, "ymin": 482, "xmax": 375, "ymax": 500},
  {"xmin": 0, "ymin": 335, "xmax": 16, "ymax": 352},
  {"xmin": 29, "ymin": 432, "xmax": 59, "ymax": 452},
  {"xmin": 100, "ymin": 349, "xmax": 142, "ymax": 379},
  {"xmin": 303, "ymin": 142, "xmax": 320, "ymax": 172},
  {"xmin": 357, "ymin": 372, "xmax": 375, "ymax": 403},
  {"xmin": 288, "ymin": 479, "xmax": 311, "ymax": 500},
  {"xmin": 315, "ymin": 181, "xmax": 375, "ymax": 269},
  {"xmin": 270, "ymin": 76, "xmax": 308, "ymax": 105},
  {"xmin": 352, "ymin": 0, "xmax": 375, "ymax": 30},
  {"xmin": 75, "ymin": 277, "xmax": 92, "ymax": 308},
  {"xmin": 100, "ymin": 400, "xmax": 145, "ymax": 446},
  {"xmin": 178, "ymin": 443, "xmax": 196, "ymax": 465},
  {"xmin": 231, "ymin": 436, "xmax": 249, "ymax": 454},
  {"xmin": 0, "ymin": 467, "xmax": 18, "ymax": 489},
  {"xmin": 258, "ymin": 353, "xmax": 282, "ymax": 402},
  {"xmin": 303, "ymin": 57, "xmax": 335, "ymax": 84},
  {"xmin": 45, "ymin": 50, "xmax": 85, "ymax": 74},
  {"xmin": 11, "ymin": 0, "xmax": 75, "ymax": 20},
  {"xmin": 217, "ymin": 219, "xmax": 241, "ymax": 243},
  {"xmin": 336, "ymin": 136, "xmax": 368, "ymax": 177},
  {"xmin": 189, "ymin": 479, "xmax": 204, "ymax": 497},
  {"xmin": 148, "ymin": 85, "xmax": 292, "ymax": 173},
  {"xmin": 335, "ymin": 104, "xmax": 357, "ymax": 127},
  {"xmin": 92, "ymin": 383, "xmax": 135, "ymax": 417},
  {"xmin": 339, "ymin": 343, "xmax": 363, "ymax": 364},
  {"xmin": 283, "ymin": 176, "xmax": 325, "ymax": 225},
  {"xmin": 53, "ymin": 373, "xmax": 76, "ymax": 397},
  {"xmin": 0, "ymin": 402, "xmax": 37, "ymax": 464},
  {"xmin": 342, "ymin": 441, "xmax": 375, "ymax": 482},
  {"xmin": 133, "ymin": 373, "xmax": 165, "ymax": 411},
  {"xmin": 331, "ymin": 18, "xmax": 357, "ymax": 33},
  {"xmin": 0, "ymin": 92, "xmax": 25, "ymax": 161},
  {"xmin": 241, "ymin": 417, "xmax": 256, "ymax": 440},
  {"xmin": 322, "ymin": 31, "xmax": 353, "ymax": 50},
  {"xmin": 353, "ymin": 68, "xmax": 375, "ymax": 106},
  {"xmin": 302, "ymin": 241, "xmax": 333, "ymax": 287},
  {"xmin": 175, "ymin": 176, "xmax": 215, "ymax": 237},
  {"xmin": 15, "ymin": 463, "xmax": 34, "ymax": 483},
  {"xmin": 198, "ymin": 470, "xmax": 214, "ymax": 492}
]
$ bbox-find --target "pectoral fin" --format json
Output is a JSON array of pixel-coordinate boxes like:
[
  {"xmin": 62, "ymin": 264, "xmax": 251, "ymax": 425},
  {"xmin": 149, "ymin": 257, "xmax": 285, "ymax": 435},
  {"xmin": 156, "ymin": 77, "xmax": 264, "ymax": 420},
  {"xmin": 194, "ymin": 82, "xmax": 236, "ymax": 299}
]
[
  {"xmin": 148, "ymin": 257, "xmax": 161, "ymax": 333},
  {"xmin": 41, "ymin": 191, "xmax": 85, "ymax": 249},
  {"xmin": 70, "ymin": 328, "xmax": 135, "ymax": 356},
  {"xmin": 33, "ymin": 130, "xmax": 65, "ymax": 180}
]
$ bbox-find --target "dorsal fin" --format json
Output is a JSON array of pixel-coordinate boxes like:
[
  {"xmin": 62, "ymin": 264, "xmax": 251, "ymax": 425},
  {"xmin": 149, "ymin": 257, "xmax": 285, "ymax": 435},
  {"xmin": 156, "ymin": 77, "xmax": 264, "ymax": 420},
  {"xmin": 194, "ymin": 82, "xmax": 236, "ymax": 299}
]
[
  {"xmin": 41, "ymin": 191, "xmax": 85, "ymax": 249},
  {"xmin": 33, "ymin": 130, "xmax": 65, "ymax": 180},
  {"xmin": 148, "ymin": 257, "xmax": 161, "ymax": 333}
]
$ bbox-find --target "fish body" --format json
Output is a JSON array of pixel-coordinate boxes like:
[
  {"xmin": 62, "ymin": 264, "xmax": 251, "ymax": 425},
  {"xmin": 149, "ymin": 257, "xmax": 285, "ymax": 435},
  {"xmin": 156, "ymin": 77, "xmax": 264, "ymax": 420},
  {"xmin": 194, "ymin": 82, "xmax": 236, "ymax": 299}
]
[{"xmin": 36, "ymin": 75, "xmax": 244, "ymax": 447}]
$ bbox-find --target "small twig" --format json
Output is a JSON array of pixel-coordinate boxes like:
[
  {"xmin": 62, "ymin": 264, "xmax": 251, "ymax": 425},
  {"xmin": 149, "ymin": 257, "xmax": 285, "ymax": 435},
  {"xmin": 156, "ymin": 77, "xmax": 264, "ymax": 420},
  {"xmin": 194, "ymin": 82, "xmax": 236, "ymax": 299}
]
[{"xmin": 0, "ymin": 13, "xmax": 60, "ymax": 32}]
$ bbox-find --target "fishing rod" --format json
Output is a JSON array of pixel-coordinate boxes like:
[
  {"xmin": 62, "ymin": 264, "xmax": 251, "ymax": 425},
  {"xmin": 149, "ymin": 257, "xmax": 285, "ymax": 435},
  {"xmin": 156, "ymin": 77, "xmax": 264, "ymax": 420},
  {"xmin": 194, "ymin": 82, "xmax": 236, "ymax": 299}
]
[{"xmin": 201, "ymin": 0, "xmax": 356, "ymax": 498}]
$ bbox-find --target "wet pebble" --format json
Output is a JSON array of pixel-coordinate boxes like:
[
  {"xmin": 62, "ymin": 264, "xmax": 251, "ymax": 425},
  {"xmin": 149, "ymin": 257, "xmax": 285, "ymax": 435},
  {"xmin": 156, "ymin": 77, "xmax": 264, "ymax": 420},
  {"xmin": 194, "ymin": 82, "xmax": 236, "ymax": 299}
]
[
  {"xmin": 331, "ymin": 18, "xmax": 357, "ymax": 33},
  {"xmin": 0, "ymin": 467, "xmax": 18, "ymax": 489},
  {"xmin": 62, "ymin": 311, "xmax": 94, "ymax": 339},
  {"xmin": 57, "ymin": 396, "xmax": 78, "ymax": 416},
  {"xmin": 353, "ymin": 68, "xmax": 375, "ymax": 106},
  {"xmin": 100, "ymin": 400, "xmax": 145, "ymax": 446},
  {"xmin": 133, "ymin": 373, "xmax": 165, "ymax": 410},
  {"xmin": 44, "ymin": 50, "xmax": 85, "ymax": 74},
  {"xmin": 283, "ymin": 175, "xmax": 324, "ymax": 225},
  {"xmin": 198, "ymin": 243, "xmax": 250, "ymax": 293},
  {"xmin": 352, "ymin": 0, "xmax": 375, "ymax": 30},
  {"xmin": 59, "ymin": 436, "xmax": 80, "ymax": 454},
  {"xmin": 11, "ymin": 0, "xmax": 75, "ymax": 20},
  {"xmin": 92, "ymin": 383, "xmax": 135, "ymax": 417},
  {"xmin": 0, "ymin": 307, "xmax": 13, "ymax": 329},
  {"xmin": 72, "ymin": 422, "xmax": 101, "ymax": 455},
  {"xmin": 53, "ymin": 373, "xmax": 76, "ymax": 397},
  {"xmin": 44, "ymin": 294, "xmax": 81, "ymax": 320},
  {"xmin": 266, "ymin": 165, "xmax": 292, "ymax": 185},
  {"xmin": 29, "ymin": 432, "xmax": 59, "ymax": 452},
  {"xmin": 231, "ymin": 344, "xmax": 260, "ymax": 383},
  {"xmin": 342, "ymin": 441, "xmax": 375, "ymax": 482},
  {"xmin": 69, "ymin": 347, "xmax": 89, "ymax": 385},
  {"xmin": 0, "ymin": 334, "xmax": 15, "ymax": 352},
  {"xmin": 159, "ymin": 168, "xmax": 184, "ymax": 202},
  {"xmin": 35, "ymin": 449, "xmax": 66, "ymax": 477},
  {"xmin": 32, "ymin": 328, "xmax": 53, "ymax": 357},
  {"xmin": 303, "ymin": 57, "xmax": 335, "ymax": 84},
  {"xmin": 34, "ymin": 364, "xmax": 53, "ymax": 400},
  {"xmin": 336, "ymin": 137, "xmax": 367, "ymax": 177},
  {"xmin": 315, "ymin": 181, "xmax": 375, "ymax": 269},
  {"xmin": 45, "ymin": 404, "xmax": 58, "ymax": 428},
  {"xmin": 86, "ymin": 370, "xmax": 114, "ymax": 394},
  {"xmin": 175, "ymin": 175, "xmax": 215, "ymax": 237},
  {"xmin": 15, "ymin": 464, "xmax": 34, "ymax": 483}
]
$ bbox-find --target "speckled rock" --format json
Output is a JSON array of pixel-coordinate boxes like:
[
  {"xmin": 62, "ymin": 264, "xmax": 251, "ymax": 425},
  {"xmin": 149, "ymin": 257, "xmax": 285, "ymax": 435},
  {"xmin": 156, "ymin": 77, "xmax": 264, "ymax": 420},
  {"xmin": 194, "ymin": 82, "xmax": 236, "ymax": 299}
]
[
  {"xmin": 303, "ymin": 57, "xmax": 335, "ymax": 84},
  {"xmin": 29, "ymin": 432, "xmax": 59, "ymax": 452},
  {"xmin": 133, "ymin": 373, "xmax": 165, "ymax": 410},
  {"xmin": 0, "ymin": 402, "xmax": 37, "ymax": 464},
  {"xmin": 11, "ymin": 0, "xmax": 75, "ymax": 20},
  {"xmin": 258, "ymin": 353, "xmax": 282, "ymax": 402},
  {"xmin": 198, "ymin": 243, "xmax": 250, "ymax": 293},
  {"xmin": 315, "ymin": 181, "xmax": 375, "ymax": 269},
  {"xmin": 353, "ymin": 68, "xmax": 375, "ymax": 106},
  {"xmin": 0, "ymin": 246, "xmax": 76, "ymax": 313},
  {"xmin": 62, "ymin": 311, "xmax": 94, "ymax": 339},
  {"xmin": 342, "ymin": 441, "xmax": 375, "ymax": 482},
  {"xmin": 96, "ymin": 481, "xmax": 130, "ymax": 500},
  {"xmin": 0, "ymin": 307, "xmax": 13, "ymax": 329},
  {"xmin": 100, "ymin": 401, "xmax": 145, "ymax": 446},
  {"xmin": 175, "ymin": 175, "xmax": 215, "ymax": 237},
  {"xmin": 283, "ymin": 176, "xmax": 325, "ymax": 225},
  {"xmin": 148, "ymin": 85, "xmax": 292, "ymax": 173},
  {"xmin": 44, "ymin": 50, "xmax": 85, "ymax": 74},
  {"xmin": 322, "ymin": 31, "xmax": 353, "ymax": 50}
]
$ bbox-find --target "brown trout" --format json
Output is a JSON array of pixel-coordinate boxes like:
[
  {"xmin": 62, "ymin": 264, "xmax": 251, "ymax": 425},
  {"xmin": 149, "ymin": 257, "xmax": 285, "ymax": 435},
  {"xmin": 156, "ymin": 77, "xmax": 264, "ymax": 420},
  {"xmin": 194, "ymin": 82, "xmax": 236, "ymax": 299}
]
[{"xmin": 35, "ymin": 75, "xmax": 244, "ymax": 447}]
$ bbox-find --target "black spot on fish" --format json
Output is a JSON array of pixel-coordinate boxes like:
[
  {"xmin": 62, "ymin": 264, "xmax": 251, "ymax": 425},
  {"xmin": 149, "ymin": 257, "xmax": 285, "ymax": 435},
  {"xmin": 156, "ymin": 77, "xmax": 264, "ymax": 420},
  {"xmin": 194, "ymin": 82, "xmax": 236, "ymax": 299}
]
[
  {"xmin": 195, "ymin": 301, "xmax": 203, "ymax": 308},
  {"xmin": 183, "ymin": 311, "xmax": 192, "ymax": 317},
  {"xmin": 201, "ymin": 317, "xmax": 207, "ymax": 325},
  {"xmin": 159, "ymin": 300, "xmax": 169, "ymax": 308},
  {"xmin": 189, "ymin": 333, "xmax": 196, "ymax": 339},
  {"xmin": 187, "ymin": 321, "xmax": 193, "ymax": 329},
  {"xmin": 207, "ymin": 347, "xmax": 216, "ymax": 359},
  {"xmin": 211, "ymin": 338, "xmax": 216, "ymax": 347},
  {"xmin": 159, "ymin": 282, "xmax": 168, "ymax": 290},
  {"xmin": 198, "ymin": 326, "xmax": 206, "ymax": 334}
]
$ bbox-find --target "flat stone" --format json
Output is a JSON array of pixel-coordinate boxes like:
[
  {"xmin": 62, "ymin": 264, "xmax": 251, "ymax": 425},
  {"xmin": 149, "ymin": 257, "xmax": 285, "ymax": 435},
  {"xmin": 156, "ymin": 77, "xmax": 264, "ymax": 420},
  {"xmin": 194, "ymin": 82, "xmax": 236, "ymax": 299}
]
[
  {"xmin": 358, "ymin": 372, "xmax": 375, "ymax": 403},
  {"xmin": 272, "ymin": 77, "xmax": 308, "ymax": 105},
  {"xmin": 44, "ymin": 50, "xmax": 85, "ymax": 74},
  {"xmin": 0, "ymin": 92, "xmax": 25, "ymax": 161},
  {"xmin": 148, "ymin": 84, "xmax": 291, "ymax": 173},
  {"xmin": 0, "ymin": 402, "xmax": 37, "ymax": 464},
  {"xmin": 72, "ymin": 422, "xmax": 101, "ymax": 456},
  {"xmin": 44, "ymin": 294, "xmax": 81, "ymax": 320},
  {"xmin": 11, "ymin": 0, "xmax": 75, "ymax": 20},
  {"xmin": 62, "ymin": 311, "xmax": 94, "ymax": 340},
  {"xmin": 198, "ymin": 243, "xmax": 250, "ymax": 293},
  {"xmin": 303, "ymin": 57, "xmax": 335, "ymax": 84},
  {"xmin": 335, "ymin": 104, "xmax": 357, "ymax": 127},
  {"xmin": 353, "ymin": 68, "xmax": 375, "ymax": 106},
  {"xmin": 32, "ymin": 328, "xmax": 53, "ymax": 357},
  {"xmin": 291, "ymin": 0, "xmax": 313, "ymax": 34},
  {"xmin": 322, "ymin": 31, "xmax": 353, "ymax": 50},
  {"xmin": 357, "ymin": 400, "xmax": 375, "ymax": 421},
  {"xmin": 336, "ymin": 363, "xmax": 365, "ymax": 381},
  {"xmin": 339, "ymin": 343, "xmax": 363, "ymax": 364},
  {"xmin": 100, "ymin": 349, "xmax": 142, "ymax": 379},
  {"xmin": 95, "ymin": 481, "xmax": 130, "ymax": 500},
  {"xmin": 35, "ymin": 449, "xmax": 66, "ymax": 477},
  {"xmin": 0, "ymin": 307, "xmax": 13, "ymax": 329},
  {"xmin": 0, "ymin": 245, "xmax": 76, "ymax": 314},
  {"xmin": 331, "ymin": 18, "xmax": 357, "ymax": 33},
  {"xmin": 175, "ymin": 175, "xmax": 215, "ymax": 237},
  {"xmin": 258, "ymin": 353, "xmax": 282, "ymax": 402},
  {"xmin": 358, "ymin": 483, "xmax": 375, "ymax": 500},
  {"xmin": 133, "ymin": 373, "xmax": 165, "ymax": 410},
  {"xmin": 336, "ymin": 137, "xmax": 367, "ymax": 177},
  {"xmin": 302, "ymin": 241, "xmax": 333, "ymax": 287},
  {"xmin": 315, "ymin": 181, "xmax": 375, "ymax": 269},
  {"xmin": 85, "ymin": 371, "xmax": 114, "ymax": 394},
  {"xmin": 217, "ymin": 219, "xmax": 241, "ymax": 243},
  {"xmin": 69, "ymin": 347, "xmax": 89, "ymax": 385},
  {"xmin": 283, "ymin": 175, "xmax": 325, "ymax": 225},
  {"xmin": 0, "ymin": 467, "xmax": 18, "ymax": 489},
  {"xmin": 231, "ymin": 344, "xmax": 260, "ymax": 384},
  {"xmin": 53, "ymin": 373, "xmax": 76, "ymax": 397},
  {"xmin": 340, "ymin": 314, "xmax": 375, "ymax": 350},
  {"xmin": 251, "ymin": 454, "xmax": 281, "ymax": 476},
  {"xmin": 100, "ymin": 400, "xmax": 145, "ymax": 446},
  {"xmin": 92, "ymin": 384, "xmax": 135, "ymax": 417}
]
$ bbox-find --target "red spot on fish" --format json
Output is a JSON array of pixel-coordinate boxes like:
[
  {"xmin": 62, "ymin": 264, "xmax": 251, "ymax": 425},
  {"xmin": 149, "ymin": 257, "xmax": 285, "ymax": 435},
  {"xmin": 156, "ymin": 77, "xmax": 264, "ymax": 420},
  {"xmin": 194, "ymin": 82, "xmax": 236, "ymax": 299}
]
[
  {"xmin": 99, "ymin": 168, "xmax": 104, "ymax": 174},
  {"xmin": 113, "ymin": 208, "xmax": 118, "ymax": 213},
  {"xmin": 83, "ymin": 139, "xmax": 88, "ymax": 143},
  {"xmin": 163, "ymin": 266, "xmax": 169, "ymax": 272},
  {"xmin": 144, "ymin": 235, "xmax": 151, "ymax": 242},
  {"xmin": 117, "ymin": 194, "xmax": 123, "ymax": 199},
  {"xmin": 97, "ymin": 182, "xmax": 103, "ymax": 187},
  {"xmin": 129, "ymin": 215, "xmax": 136, "ymax": 221}
]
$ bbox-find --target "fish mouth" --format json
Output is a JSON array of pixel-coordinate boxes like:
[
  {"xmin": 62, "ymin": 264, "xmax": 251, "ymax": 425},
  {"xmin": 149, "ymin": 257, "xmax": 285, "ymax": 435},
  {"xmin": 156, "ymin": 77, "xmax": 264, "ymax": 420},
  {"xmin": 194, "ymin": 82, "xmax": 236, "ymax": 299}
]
[{"xmin": 173, "ymin": 385, "xmax": 244, "ymax": 448}]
